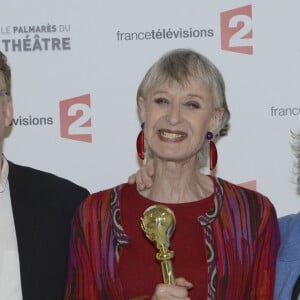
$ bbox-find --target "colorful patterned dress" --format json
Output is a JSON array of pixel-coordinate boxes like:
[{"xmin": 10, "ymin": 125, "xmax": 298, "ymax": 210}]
[{"xmin": 64, "ymin": 177, "xmax": 280, "ymax": 300}]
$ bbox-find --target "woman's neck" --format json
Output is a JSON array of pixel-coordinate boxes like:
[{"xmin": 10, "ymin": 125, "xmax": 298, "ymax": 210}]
[{"xmin": 139, "ymin": 159, "xmax": 214, "ymax": 204}]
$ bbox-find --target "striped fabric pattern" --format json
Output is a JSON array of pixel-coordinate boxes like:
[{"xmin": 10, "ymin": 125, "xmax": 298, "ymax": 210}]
[{"xmin": 64, "ymin": 178, "xmax": 280, "ymax": 300}]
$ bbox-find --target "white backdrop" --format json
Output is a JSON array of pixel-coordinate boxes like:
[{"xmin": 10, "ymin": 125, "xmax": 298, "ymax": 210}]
[{"xmin": 1, "ymin": 0, "xmax": 299, "ymax": 217}]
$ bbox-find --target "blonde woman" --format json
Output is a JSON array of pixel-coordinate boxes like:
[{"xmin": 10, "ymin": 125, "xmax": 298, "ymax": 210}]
[{"xmin": 65, "ymin": 49, "xmax": 280, "ymax": 300}]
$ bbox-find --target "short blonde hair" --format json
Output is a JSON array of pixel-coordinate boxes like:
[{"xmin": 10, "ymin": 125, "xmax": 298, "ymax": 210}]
[{"xmin": 137, "ymin": 48, "xmax": 230, "ymax": 134}]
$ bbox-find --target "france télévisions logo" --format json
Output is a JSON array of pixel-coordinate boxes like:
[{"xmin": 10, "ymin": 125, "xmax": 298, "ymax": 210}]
[
  {"xmin": 220, "ymin": 5, "xmax": 253, "ymax": 55},
  {"xmin": 59, "ymin": 94, "xmax": 92, "ymax": 143}
]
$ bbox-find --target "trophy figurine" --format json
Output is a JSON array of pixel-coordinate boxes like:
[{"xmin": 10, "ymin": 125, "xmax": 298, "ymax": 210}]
[{"xmin": 141, "ymin": 205, "xmax": 176, "ymax": 285}]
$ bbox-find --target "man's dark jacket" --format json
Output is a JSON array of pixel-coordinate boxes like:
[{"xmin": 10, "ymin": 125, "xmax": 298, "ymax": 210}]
[{"xmin": 8, "ymin": 160, "xmax": 89, "ymax": 300}]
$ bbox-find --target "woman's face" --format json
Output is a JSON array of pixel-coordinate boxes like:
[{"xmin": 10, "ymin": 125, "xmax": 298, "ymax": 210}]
[{"xmin": 138, "ymin": 78, "xmax": 222, "ymax": 163}]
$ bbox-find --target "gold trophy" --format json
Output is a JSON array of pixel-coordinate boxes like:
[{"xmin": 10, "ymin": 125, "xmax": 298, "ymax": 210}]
[{"xmin": 141, "ymin": 205, "xmax": 176, "ymax": 285}]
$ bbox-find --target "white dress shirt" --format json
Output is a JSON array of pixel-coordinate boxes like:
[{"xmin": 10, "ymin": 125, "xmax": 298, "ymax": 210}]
[{"xmin": 0, "ymin": 156, "xmax": 23, "ymax": 299}]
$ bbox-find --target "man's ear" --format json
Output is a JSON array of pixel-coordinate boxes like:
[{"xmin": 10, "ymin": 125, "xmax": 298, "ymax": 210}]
[
  {"xmin": 138, "ymin": 96, "xmax": 146, "ymax": 122},
  {"xmin": 4, "ymin": 96, "xmax": 13, "ymax": 127}
]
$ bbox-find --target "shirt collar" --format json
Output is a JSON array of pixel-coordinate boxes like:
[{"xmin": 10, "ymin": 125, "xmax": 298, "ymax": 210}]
[{"xmin": 0, "ymin": 155, "xmax": 9, "ymax": 193}]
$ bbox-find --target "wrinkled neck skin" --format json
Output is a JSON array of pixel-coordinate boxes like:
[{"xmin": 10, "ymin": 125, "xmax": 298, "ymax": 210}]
[{"xmin": 140, "ymin": 156, "xmax": 213, "ymax": 204}]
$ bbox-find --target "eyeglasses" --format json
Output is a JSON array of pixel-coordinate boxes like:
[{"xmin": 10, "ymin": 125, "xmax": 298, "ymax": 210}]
[{"xmin": 0, "ymin": 90, "xmax": 8, "ymax": 97}]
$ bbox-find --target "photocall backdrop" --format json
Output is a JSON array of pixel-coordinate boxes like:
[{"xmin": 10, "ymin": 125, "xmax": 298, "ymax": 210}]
[{"xmin": 1, "ymin": 1, "xmax": 299, "ymax": 217}]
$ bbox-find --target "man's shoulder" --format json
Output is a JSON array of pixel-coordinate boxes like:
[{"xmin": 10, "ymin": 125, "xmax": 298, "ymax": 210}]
[
  {"xmin": 279, "ymin": 212, "xmax": 300, "ymax": 225},
  {"xmin": 8, "ymin": 160, "xmax": 89, "ymax": 195},
  {"xmin": 279, "ymin": 212, "xmax": 300, "ymax": 242}
]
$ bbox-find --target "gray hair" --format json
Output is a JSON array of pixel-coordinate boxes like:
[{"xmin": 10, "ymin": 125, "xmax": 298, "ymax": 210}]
[
  {"xmin": 136, "ymin": 48, "xmax": 230, "ymax": 167},
  {"xmin": 291, "ymin": 131, "xmax": 300, "ymax": 195}
]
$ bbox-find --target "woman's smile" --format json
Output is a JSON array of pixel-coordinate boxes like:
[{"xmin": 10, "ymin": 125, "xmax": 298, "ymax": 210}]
[{"xmin": 158, "ymin": 129, "xmax": 187, "ymax": 142}]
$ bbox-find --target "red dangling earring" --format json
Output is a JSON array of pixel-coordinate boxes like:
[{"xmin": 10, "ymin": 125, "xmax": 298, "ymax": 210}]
[
  {"xmin": 206, "ymin": 131, "xmax": 217, "ymax": 170},
  {"xmin": 136, "ymin": 123, "xmax": 145, "ymax": 160}
]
